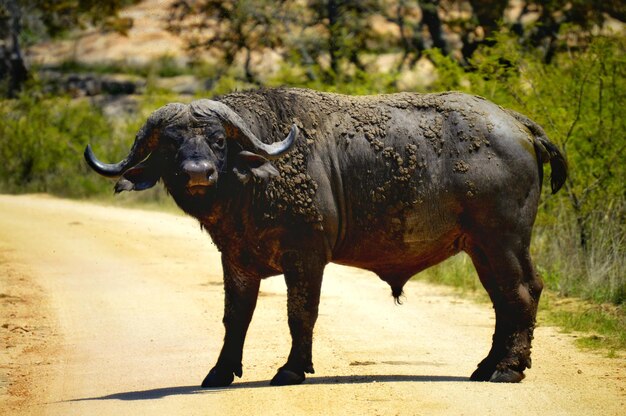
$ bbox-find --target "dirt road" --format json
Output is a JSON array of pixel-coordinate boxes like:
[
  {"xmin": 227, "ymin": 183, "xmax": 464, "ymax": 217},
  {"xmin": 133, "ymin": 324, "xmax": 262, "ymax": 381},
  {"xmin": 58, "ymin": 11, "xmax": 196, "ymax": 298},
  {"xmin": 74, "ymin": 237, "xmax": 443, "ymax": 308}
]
[{"xmin": 0, "ymin": 194, "xmax": 624, "ymax": 415}]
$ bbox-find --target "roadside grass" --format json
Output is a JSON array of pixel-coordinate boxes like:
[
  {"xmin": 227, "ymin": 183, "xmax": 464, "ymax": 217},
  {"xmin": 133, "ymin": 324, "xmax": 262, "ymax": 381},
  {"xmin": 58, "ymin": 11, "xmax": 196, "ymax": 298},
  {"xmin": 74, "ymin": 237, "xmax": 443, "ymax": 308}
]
[
  {"xmin": 413, "ymin": 253, "xmax": 626, "ymax": 356},
  {"xmin": 540, "ymin": 295, "xmax": 626, "ymax": 355}
]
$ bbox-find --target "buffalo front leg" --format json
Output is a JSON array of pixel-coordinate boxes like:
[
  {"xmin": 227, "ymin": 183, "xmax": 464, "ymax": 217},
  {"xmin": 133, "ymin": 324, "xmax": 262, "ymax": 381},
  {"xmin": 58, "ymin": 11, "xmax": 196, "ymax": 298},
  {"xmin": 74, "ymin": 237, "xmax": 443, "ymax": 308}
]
[
  {"xmin": 270, "ymin": 250, "xmax": 326, "ymax": 386},
  {"xmin": 201, "ymin": 257, "xmax": 260, "ymax": 388}
]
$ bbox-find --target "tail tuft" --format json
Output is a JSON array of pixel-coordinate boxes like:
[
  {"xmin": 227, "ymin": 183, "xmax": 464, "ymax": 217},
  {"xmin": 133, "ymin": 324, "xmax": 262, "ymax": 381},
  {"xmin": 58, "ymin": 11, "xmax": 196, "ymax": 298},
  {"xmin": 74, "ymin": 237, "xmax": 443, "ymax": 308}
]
[{"xmin": 392, "ymin": 286, "xmax": 405, "ymax": 305}]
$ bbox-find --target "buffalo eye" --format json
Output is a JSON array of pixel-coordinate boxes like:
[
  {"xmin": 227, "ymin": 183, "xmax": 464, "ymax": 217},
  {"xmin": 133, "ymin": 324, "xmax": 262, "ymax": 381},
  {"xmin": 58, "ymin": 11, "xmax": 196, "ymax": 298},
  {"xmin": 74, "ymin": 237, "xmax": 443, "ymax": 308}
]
[{"xmin": 211, "ymin": 135, "xmax": 226, "ymax": 151}]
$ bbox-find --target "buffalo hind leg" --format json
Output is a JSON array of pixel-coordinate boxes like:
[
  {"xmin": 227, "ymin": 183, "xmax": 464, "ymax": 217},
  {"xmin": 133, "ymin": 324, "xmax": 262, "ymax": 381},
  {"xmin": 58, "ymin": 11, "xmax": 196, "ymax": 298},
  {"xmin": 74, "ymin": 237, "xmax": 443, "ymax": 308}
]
[
  {"xmin": 271, "ymin": 250, "xmax": 326, "ymax": 386},
  {"xmin": 467, "ymin": 237, "xmax": 543, "ymax": 383},
  {"xmin": 202, "ymin": 257, "xmax": 261, "ymax": 388}
]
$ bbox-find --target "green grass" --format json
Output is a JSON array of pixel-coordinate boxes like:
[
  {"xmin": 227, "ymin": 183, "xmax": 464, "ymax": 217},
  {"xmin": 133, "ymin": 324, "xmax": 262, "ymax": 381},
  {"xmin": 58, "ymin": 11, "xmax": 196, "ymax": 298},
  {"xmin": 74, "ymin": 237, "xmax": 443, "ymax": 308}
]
[
  {"xmin": 413, "ymin": 253, "xmax": 483, "ymax": 297},
  {"xmin": 540, "ymin": 294, "xmax": 626, "ymax": 353}
]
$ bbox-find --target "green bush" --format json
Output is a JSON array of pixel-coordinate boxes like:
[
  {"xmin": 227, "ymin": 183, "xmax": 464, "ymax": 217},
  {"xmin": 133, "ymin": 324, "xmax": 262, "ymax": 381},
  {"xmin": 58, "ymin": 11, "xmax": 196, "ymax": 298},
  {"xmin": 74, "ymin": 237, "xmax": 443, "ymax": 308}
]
[
  {"xmin": 0, "ymin": 91, "xmax": 121, "ymax": 197},
  {"xmin": 0, "ymin": 84, "xmax": 192, "ymax": 197},
  {"xmin": 425, "ymin": 34, "xmax": 626, "ymax": 304}
]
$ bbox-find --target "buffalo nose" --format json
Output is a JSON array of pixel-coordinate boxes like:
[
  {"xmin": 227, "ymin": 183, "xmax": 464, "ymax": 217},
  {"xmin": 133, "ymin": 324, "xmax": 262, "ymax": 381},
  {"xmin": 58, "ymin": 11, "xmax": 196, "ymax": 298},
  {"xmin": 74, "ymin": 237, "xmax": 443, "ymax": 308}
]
[{"xmin": 182, "ymin": 160, "xmax": 217, "ymax": 186}]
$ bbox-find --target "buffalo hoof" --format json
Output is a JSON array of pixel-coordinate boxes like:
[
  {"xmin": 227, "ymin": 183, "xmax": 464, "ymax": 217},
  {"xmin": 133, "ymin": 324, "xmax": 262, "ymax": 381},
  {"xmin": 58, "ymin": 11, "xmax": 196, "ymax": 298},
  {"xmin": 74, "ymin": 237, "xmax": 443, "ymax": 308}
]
[
  {"xmin": 201, "ymin": 366, "xmax": 235, "ymax": 388},
  {"xmin": 489, "ymin": 368, "xmax": 525, "ymax": 383},
  {"xmin": 470, "ymin": 366, "xmax": 494, "ymax": 382},
  {"xmin": 270, "ymin": 369, "xmax": 305, "ymax": 386}
]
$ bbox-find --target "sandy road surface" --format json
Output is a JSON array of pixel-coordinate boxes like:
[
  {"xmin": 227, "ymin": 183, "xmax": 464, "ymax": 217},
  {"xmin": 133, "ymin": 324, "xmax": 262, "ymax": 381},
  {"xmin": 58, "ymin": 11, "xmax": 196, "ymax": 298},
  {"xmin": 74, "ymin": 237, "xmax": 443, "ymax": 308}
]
[{"xmin": 0, "ymin": 194, "xmax": 624, "ymax": 415}]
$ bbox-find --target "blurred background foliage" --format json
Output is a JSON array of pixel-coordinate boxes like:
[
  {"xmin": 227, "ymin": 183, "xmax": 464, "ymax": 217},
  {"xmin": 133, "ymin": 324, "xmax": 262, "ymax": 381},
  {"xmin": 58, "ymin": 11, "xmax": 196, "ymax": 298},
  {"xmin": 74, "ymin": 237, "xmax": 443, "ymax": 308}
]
[{"xmin": 0, "ymin": 0, "xmax": 624, "ymax": 306}]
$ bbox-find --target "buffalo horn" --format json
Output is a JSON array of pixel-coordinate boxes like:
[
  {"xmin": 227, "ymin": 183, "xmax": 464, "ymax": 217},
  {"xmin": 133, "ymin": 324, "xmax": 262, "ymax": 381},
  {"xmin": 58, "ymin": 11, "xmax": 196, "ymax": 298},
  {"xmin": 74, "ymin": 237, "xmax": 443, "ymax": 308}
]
[
  {"xmin": 190, "ymin": 100, "xmax": 297, "ymax": 160},
  {"xmin": 84, "ymin": 103, "xmax": 186, "ymax": 178}
]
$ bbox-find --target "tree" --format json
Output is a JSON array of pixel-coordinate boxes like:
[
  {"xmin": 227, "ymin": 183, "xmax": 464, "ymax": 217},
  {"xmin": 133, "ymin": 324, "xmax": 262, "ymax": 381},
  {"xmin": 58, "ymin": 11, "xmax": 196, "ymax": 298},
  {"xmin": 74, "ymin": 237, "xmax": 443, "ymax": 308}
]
[
  {"xmin": 168, "ymin": 0, "xmax": 292, "ymax": 83},
  {"xmin": 305, "ymin": 0, "xmax": 380, "ymax": 77},
  {"xmin": 462, "ymin": 0, "xmax": 625, "ymax": 64},
  {"xmin": 0, "ymin": 0, "xmax": 135, "ymax": 97},
  {"xmin": 165, "ymin": 0, "xmax": 625, "ymax": 83},
  {"xmin": 168, "ymin": 0, "xmax": 389, "ymax": 82},
  {"xmin": 1, "ymin": 0, "xmax": 29, "ymax": 97}
]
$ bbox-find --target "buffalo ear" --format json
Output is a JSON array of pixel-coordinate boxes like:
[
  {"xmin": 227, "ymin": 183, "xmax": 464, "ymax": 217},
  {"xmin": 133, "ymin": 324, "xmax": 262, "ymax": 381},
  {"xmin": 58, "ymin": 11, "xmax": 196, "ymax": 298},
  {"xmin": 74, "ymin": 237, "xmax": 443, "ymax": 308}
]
[
  {"xmin": 233, "ymin": 150, "xmax": 280, "ymax": 184},
  {"xmin": 114, "ymin": 158, "xmax": 161, "ymax": 193}
]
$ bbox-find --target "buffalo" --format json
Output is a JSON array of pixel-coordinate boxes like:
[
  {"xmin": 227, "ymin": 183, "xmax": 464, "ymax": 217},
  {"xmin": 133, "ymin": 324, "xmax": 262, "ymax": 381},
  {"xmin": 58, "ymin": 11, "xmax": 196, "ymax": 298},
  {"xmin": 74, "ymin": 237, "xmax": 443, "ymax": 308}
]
[{"xmin": 85, "ymin": 87, "xmax": 567, "ymax": 387}]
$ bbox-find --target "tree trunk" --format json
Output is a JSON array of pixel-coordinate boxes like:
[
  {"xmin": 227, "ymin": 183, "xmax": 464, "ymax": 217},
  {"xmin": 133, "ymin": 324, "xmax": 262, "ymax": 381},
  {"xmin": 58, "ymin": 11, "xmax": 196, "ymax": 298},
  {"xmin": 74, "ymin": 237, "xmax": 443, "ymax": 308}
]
[
  {"xmin": 420, "ymin": 0, "xmax": 449, "ymax": 55},
  {"xmin": 243, "ymin": 47, "xmax": 257, "ymax": 84},
  {"xmin": 1, "ymin": 0, "xmax": 28, "ymax": 97},
  {"xmin": 327, "ymin": 0, "xmax": 340, "ymax": 77}
]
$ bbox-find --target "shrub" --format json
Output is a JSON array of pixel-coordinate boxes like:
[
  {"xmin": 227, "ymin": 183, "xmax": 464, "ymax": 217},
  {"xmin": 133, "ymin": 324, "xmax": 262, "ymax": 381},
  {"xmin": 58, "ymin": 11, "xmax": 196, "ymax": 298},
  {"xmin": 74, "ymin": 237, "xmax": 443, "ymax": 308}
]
[
  {"xmin": 0, "ymin": 91, "xmax": 120, "ymax": 197},
  {"xmin": 0, "ymin": 87, "xmax": 163, "ymax": 196},
  {"xmin": 426, "ymin": 34, "xmax": 626, "ymax": 304}
]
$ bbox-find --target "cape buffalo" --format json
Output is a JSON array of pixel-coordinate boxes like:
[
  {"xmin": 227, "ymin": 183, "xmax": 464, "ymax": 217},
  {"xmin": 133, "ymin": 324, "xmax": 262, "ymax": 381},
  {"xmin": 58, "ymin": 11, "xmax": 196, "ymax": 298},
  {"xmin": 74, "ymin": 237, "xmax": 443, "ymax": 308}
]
[{"xmin": 84, "ymin": 87, "xmax": 567, "ymax": 387}]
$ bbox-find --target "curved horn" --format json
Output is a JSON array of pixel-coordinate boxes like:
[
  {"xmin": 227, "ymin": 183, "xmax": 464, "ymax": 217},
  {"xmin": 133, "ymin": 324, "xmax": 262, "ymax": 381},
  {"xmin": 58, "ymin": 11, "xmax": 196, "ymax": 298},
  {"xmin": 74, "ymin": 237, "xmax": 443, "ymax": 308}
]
[
  {"xmin": 84, "ymin": 103, "xmax": 186, "ymax": 178},
  {"xmin": 190, "ymin": 100, "xmax": 297, "ymax": 160}
]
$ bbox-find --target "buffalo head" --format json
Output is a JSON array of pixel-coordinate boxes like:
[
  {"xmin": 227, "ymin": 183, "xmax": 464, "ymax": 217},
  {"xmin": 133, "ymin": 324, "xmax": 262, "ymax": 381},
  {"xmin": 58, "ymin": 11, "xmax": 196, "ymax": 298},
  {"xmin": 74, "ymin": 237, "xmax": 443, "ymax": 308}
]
[{"xmin": 84, "ymin": 100, "xmax": 297, "ymax": 196}]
